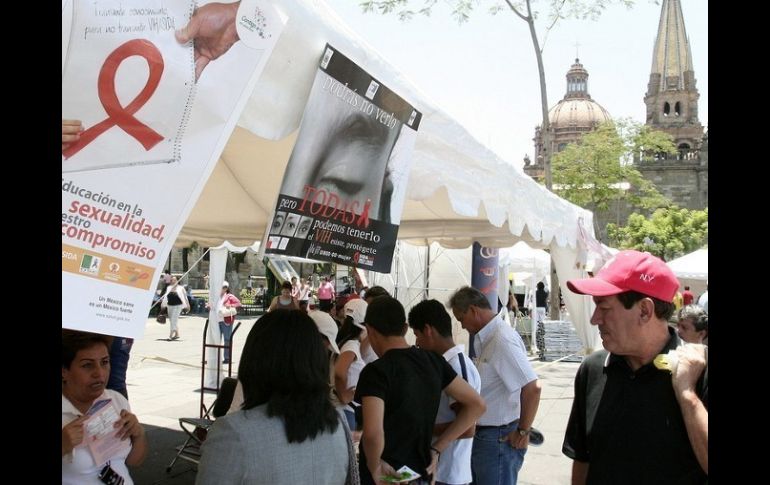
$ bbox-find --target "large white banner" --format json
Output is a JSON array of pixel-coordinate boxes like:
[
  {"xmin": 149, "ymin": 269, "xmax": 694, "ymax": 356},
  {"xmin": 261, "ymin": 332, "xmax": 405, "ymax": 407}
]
[{"xmin": 62, "ymin": 0, "xmax": 286, "ymax": 338}]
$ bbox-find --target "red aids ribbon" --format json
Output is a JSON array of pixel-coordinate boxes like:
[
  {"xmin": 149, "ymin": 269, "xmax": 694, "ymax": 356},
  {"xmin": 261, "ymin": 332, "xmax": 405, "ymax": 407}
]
[{"xmin": 63, "ymin": 39, "xmax": 165, "ymax": 159}]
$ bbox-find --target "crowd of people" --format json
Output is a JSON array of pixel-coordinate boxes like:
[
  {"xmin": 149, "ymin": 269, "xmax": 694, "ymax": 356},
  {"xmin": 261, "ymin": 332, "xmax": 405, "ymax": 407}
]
[
  {"xmin": 63, "ymin": 4, "xmax": 706, "ymax": 481},
  {"xmin": 64, "ymin": 249, "xmax": 707, "ymax": 485}
]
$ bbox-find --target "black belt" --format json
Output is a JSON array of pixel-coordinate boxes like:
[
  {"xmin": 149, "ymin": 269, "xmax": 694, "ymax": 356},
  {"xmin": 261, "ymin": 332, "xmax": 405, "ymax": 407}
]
[{"xmin": 476, "ymin": 420, "xmax": 517, "ymax": 430}]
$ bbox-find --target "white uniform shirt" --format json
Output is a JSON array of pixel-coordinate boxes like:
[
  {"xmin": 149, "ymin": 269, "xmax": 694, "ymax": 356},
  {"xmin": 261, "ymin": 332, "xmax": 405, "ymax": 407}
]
[
  {"xmin": 473, "ymin": 315, "xmax": 538, "ymax": 426},
  {"xmin": 434, "ymin": 345, "xmax": 481, "ymax": 485},
  {"xmin": 62, "ymin": 389, "xmax": 134, "ymax": 485},
  {"xmin": 340, "ymin": 339, "xmax": 365, "ymax": 390}
]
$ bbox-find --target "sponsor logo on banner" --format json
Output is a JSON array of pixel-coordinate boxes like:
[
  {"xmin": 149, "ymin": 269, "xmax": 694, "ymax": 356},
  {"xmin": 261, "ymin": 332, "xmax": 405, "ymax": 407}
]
[
  {"xmin": 80, "ymin": 254, "xmax": 102, "ymax": 275},
  {"xmin": 479, "ymin": 247, "xmax": 499, "ymax": 259}
]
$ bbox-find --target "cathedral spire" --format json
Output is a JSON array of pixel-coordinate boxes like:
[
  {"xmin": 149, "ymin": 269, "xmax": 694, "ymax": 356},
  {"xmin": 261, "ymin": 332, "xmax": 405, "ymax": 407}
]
[
  {"xmin": 650, "ymin": 0, "xmax": 694, "ymax": 91},
  {"xmin": 644, "ymin": 0, "xmax": 702, "ymax": 137}
]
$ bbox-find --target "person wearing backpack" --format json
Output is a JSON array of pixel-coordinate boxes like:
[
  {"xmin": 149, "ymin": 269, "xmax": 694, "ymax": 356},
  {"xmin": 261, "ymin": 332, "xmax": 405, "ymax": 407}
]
[{"xmin": 408, "ymin": 299, "xmax": 481, "ymax": 485}]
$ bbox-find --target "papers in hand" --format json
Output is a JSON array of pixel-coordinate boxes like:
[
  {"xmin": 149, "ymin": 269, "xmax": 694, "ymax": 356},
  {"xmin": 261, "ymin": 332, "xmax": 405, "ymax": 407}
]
[
  {"xmin": 84, "ymin": 399, "xmax": 131, "ymax": 465},
  {"xmin": 380, "ymin": 465, "xmax": 421, "ymax": 483}
]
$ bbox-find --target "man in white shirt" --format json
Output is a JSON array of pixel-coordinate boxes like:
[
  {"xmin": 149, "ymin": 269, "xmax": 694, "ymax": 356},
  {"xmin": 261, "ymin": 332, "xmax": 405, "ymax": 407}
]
[
  {"xmin": 408, "ymin": 299, "xmax": 482, "ymax": 485},
  {"xmin": 448, "ymin": 286, "xmax": 541, "ymax": 485}
]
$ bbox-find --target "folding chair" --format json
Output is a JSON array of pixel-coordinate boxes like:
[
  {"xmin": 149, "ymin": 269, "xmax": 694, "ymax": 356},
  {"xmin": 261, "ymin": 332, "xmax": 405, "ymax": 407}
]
[{"xmin": 166, "ymin": 376, "xmax": 238, "ymax": 473}]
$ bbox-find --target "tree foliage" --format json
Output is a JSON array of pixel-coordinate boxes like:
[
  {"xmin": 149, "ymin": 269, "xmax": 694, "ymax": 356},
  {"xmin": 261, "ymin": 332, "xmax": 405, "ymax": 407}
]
[
  {"xmin": 607, "ymin": 207, "xmax": 708, "ymax": 261},
  {"xmin": 361, "ymin": 1, "xmax": 634, "ymax": 28},
  {"xmin": 551, "ymin": 119, "xmax": 675, "ymax": 211}
]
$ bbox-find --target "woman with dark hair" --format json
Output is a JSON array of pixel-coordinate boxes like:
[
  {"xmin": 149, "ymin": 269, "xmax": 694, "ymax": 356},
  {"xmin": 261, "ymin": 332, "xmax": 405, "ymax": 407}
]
[
  {"xmin": 62, "ymin": 330, "xmax": 147, "ymax": 484},
  {"xmin": 197, "ymin": 310, "xmax": 354, "ymax": 484},
  {"xmin": 268, "ymin": 280, "xmax": 299, "ymax": 311}
]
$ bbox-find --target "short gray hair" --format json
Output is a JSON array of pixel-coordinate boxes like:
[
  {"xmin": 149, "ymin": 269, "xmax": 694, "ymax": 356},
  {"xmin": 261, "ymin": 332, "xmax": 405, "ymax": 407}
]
[
  {"xmin": 447, "ymin": 286, "xmax": 491, "ymax": 313},
  {"xmin": 678, "ymin": 305, "xmax": 708, "ymax": 333}
]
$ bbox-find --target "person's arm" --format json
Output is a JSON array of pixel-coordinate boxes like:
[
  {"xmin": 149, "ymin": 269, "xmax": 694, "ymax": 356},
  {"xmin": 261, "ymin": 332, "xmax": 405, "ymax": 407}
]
[
  {"xmin": 195, "ymin": 417, "xmax": 244, "ymax": 483},
  {"xmin": 506, "ymin": 378, "xmax": 542, "ymax": 448},
  {"xmin": 571, "ymin": 461, "xmax": 589, "ymax": 485},
  {"xmin": 334, "ymin": 351, "xmax": 357, "ymax": 404},
  {"xmin": 361, "ymin": 396, "xmax": 397, "ymax": 484},
  {"xmin": 431, "ymin": 376, "xmax": 486, "ymax": 465},
  {"xmin": 114, "ymin": 409, "xmax": 147, "ymax": 466},
  {"xmin": 672, "ymin": 345, "xmax": 708, "ymax": 474},
  {"xmin": 268, "ymin": 296, "xmax": 278, "ymax": 312},
  {"xmin": 433, "ymin": 401, "xmax": 476, "ymax": 438},
  {"xmin": 62, "ymin": 415, "xmax": 87, "ymax": 456}
]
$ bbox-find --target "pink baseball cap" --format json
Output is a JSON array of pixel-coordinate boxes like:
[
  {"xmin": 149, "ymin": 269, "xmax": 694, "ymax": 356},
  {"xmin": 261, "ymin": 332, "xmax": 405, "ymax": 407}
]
[{"xmin": 567, "ymin": 250, "xmax": 679, "ymax": 302}]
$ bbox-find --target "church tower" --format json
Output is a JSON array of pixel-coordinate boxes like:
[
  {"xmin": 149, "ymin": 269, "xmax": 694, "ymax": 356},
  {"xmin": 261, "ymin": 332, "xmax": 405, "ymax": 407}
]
[{"xmin": 638, "ymin": 0, "xmax": 707, "ymax": 209}]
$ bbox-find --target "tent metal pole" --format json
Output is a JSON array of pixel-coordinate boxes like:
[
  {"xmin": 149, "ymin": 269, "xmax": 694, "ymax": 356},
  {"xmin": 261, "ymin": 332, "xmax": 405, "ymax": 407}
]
[{"xmin": 424, "ymin": 241, "xmax": 430, "ymax": 300}]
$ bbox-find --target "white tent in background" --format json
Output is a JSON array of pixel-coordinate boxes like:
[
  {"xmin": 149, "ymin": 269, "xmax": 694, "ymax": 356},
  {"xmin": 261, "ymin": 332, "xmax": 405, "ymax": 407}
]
[
  {"xmin": 667, "ymin": 249, "xmax": 708, "ymax": 280},
  {"xmin": 667, "ymin": 248, "xmax": 708, "ymax": 297},
  {"xmin": 169, "ymin": 0, "xmax": 603, "ymax": 354},
  {"xmin": 500, "ymin": 242, "xmax": 551, "ymax": 286},
  {"xmin": 203, "ymin": 241, "xmax": 261, "ymax": 388}
]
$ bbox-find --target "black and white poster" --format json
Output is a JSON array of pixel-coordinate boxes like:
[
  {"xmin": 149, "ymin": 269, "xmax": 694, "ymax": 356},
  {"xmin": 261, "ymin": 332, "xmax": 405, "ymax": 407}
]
[{"xmin": 264, "ymin": 45, "xmax": 422, "ymax": 273}]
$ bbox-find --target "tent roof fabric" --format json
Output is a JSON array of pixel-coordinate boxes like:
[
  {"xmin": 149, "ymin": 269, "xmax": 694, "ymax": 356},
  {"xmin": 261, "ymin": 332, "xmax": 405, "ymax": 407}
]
[
  {"xmin": 176, "ymin": 0, "xmax": 595, "ymax": 250},
  {"xmin": 667, "ymin": 248, "xmax": 708, "ymax": 280}
]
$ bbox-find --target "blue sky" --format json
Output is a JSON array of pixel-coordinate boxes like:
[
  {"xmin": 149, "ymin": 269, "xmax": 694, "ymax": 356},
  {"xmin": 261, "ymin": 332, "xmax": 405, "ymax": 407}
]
[{"xmin": 324, "ymin": 0, "xmax": 708, "ymax": 169}]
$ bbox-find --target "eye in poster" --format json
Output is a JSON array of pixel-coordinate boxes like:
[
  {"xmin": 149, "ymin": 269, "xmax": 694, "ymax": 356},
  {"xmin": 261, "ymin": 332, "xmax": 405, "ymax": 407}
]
[
  {"xmin": 264, "ymin": 45, "xmax": 422, "ymax": 273},
  {"xmin": 62, "ymin": 0, "xmax": 286, "ymax": 338}
]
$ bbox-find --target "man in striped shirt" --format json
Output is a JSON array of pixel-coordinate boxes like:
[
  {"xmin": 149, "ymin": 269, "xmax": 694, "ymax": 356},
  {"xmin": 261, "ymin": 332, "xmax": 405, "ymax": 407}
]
[{"xmin": 449, "ymin": 286, "xmax": 541, "ymax": 485}]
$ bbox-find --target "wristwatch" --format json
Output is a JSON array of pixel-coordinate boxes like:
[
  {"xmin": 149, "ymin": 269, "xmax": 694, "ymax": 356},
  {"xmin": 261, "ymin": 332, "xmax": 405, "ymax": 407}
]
[{"xmin": 517, "ymin": 427, "xmax": 531, "ymax": 437}]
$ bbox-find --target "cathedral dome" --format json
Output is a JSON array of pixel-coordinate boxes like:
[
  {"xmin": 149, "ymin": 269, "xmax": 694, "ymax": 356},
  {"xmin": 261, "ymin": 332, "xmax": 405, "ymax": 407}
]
[
  {"xmin": 547, "ymin": 58, "xmax": 612, "ymax": 130},
  {"xmin": 548, "ymin": 98, "xmax": 612, "ymax": 129}
]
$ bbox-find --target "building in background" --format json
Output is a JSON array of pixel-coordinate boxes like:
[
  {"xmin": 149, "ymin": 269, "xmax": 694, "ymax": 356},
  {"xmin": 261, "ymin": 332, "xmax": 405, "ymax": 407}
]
[
  {"xmin": 524, "ymin": 58, "xmax": 612, "ymax": 182},
  {"xmin": 636, "ymin": 0, "xmax": 707, "ymax": 210}
]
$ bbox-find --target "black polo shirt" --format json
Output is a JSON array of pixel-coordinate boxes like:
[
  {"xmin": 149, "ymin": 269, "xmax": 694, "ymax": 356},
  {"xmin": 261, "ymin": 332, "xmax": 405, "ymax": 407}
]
[{"xmin": 563, "ymin": 328, "xmax": 708, "ymax": 484}]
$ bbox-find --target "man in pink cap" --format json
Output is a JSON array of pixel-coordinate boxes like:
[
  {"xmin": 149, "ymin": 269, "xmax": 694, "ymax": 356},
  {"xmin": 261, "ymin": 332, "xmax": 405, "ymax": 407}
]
[{"xmin": 562, "ymin": 250, "xmax": 708, "ymax": 484}]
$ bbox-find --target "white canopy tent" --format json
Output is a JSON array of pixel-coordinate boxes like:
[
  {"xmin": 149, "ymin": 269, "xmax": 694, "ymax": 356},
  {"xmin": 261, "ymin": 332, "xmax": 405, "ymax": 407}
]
[
  {"xmin": 170, "ymin": 0, "xmax": 603, "ymax": 353},
  {"xmin": 667, "ymin": 248, "xmax": 708, "ymax": 297},
  {"xmin": 667, "ymin": 249, "xmax": 708, "ymax": 280},
  {"xmin": 204, "ymin": 241, "xmax": 261, "ymax": 388},
  {"xmin": 500, "ymin": 241, "xmax": 551, "ymax": 290},
  {"xmin": 366, "ymin": 241, "xmax": 550, "ymax": 350}
]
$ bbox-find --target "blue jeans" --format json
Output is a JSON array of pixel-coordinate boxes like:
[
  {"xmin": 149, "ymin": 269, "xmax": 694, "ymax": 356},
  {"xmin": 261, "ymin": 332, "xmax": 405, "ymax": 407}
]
[
  {"xmin": 218, "ymin": 321, "xmax": 233, "ymax": 361},
  {"xmin": 344, "ymin": 409, "xmax": 356, "ymax": 431},
  {"xmin": 471, "ymin": 421, "xmax": 527, "ymax": 485}
]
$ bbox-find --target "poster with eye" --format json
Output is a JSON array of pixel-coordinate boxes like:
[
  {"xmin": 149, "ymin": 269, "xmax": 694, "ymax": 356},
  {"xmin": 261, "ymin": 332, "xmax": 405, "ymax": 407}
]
[
  {"xmin": 264, "ymin": 45, "xmax": 422, "ymax": 273},
  {"xmin": 61, "ymin": 0, "xmax": 287, "ymax": 338}
]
